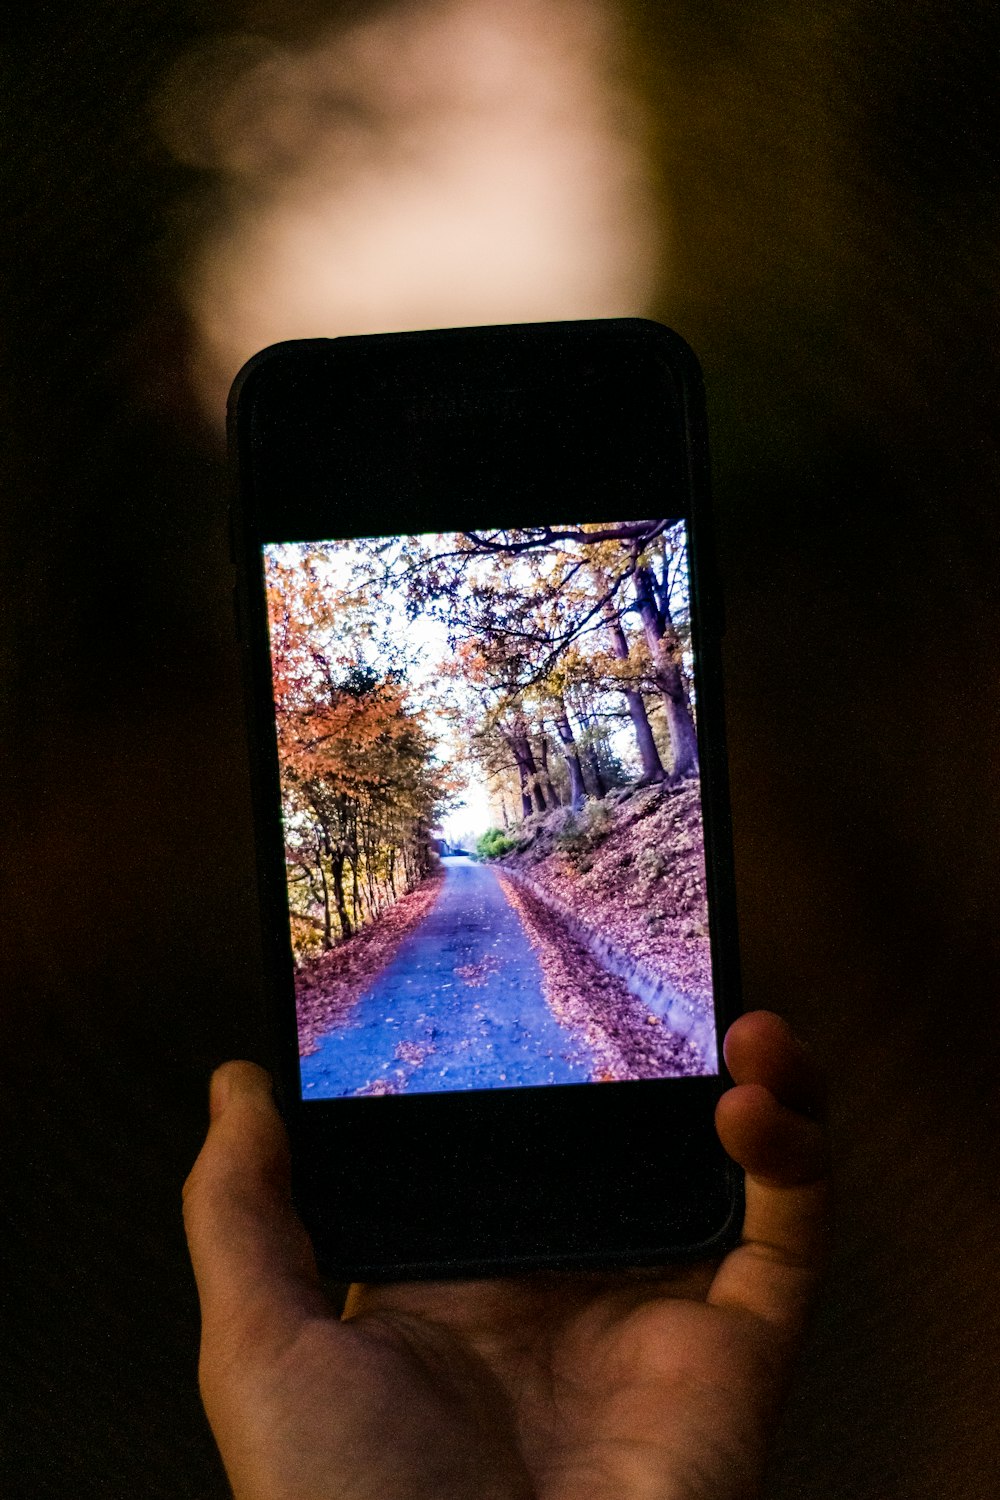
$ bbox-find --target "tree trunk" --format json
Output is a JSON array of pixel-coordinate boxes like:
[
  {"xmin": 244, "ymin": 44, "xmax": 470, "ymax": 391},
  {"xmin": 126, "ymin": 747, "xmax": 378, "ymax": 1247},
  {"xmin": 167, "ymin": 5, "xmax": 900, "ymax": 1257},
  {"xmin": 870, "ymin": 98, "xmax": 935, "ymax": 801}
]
[
  {"xmin": 599, "ymin": 595, "xmax": 667, "ymax": 783},
  {"xmin": 632, "ymin": 564, "xmax": 699, "ymax": 779},
  {"xmin": 553, "ymin": 701, "xmax": 587, "ymax": 810},
  {"xmin": 330, "ymin": 852, "xmax": 352, "ymax": 939},
  {"xmin": 510, "ymin": 719, "xmax": 548, "ymax": 814},
  {"xmin": 584, "ymin": 742, "xmax": 607, "ymax": 798},
  {"xmin": 537, "ymin": 732, "xmax": 561, "ymax": 809},
  {"xmin": 516, "ymin": 759, "xmax": 532, "ymax": 819},
  {"xmin": 571, "ymin": 696, "xmax": 608, "ymax": 798},
  {"xmin": 316, "ymin": 853, "xmax": 333, "ymax": 949},
  {"xmin": 365, "ymin": 831, "xmax": 377, "ymax": 916}
]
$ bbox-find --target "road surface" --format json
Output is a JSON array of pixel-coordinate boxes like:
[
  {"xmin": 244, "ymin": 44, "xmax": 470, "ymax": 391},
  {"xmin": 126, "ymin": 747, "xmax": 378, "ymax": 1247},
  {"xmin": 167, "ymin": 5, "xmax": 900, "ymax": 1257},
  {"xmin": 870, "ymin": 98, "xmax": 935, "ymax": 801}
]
[{"xmin": 299, "ymin": 856, "xmax": 599, "ymax": 1097}]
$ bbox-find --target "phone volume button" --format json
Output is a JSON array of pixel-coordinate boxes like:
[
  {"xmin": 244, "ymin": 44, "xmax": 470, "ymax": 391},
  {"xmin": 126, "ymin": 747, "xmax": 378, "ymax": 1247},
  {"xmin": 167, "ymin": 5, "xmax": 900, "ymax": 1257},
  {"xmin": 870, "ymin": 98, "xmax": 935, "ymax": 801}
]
[{"xmin": 232, "ymin": 586, "xmax": 242, "ymax": 640}]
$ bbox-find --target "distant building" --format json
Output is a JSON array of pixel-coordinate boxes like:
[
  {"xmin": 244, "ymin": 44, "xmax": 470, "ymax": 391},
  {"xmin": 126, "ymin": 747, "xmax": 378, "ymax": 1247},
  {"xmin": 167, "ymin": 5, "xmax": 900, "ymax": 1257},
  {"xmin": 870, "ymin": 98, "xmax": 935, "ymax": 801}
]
[{"xmin": 431, "ymin": 832, "xmax": 468, "ymax": 858}]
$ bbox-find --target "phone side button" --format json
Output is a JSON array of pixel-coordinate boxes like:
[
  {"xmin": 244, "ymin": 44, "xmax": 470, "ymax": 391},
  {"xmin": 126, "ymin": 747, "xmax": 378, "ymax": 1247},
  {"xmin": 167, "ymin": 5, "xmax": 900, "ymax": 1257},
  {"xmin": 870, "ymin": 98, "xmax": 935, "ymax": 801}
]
[{"xmin": 232, "ymin": 586, "xmax": 242, "ymax": 640}]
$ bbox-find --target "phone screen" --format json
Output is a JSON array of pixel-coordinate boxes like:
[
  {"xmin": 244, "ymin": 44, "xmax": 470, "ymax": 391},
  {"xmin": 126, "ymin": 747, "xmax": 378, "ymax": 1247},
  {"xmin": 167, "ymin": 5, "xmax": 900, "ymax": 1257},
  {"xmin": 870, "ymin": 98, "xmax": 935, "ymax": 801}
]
[{"xmin": 262, "ymin": 517, "xmax": 718, "ymax": 1102}]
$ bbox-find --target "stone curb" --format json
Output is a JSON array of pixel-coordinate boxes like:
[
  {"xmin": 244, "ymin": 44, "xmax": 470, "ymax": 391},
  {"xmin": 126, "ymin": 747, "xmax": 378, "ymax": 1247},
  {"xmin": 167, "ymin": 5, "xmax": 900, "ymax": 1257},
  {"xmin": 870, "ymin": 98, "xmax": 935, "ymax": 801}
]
[{"xmin": 500, "ymin": 864, "xmax": 716, "ymax": 1066}]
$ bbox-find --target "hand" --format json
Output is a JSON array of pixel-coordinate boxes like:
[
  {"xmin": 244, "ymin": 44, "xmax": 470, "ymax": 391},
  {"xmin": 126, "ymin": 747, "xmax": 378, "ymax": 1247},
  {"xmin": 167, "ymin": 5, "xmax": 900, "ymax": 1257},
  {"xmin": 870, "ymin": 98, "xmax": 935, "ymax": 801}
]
[{"xmin": 183, "ymin": 1011, "xmax": 831, "ymax": 1500}]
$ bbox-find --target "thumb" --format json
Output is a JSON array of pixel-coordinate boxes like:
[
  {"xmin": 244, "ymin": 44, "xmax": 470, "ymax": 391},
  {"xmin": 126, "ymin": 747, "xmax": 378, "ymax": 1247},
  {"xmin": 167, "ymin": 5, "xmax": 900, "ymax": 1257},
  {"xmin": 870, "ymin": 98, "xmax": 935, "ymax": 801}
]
[{"xmin": 182, "ymin": 1061, "xmax": 329, "ymax": 1366}]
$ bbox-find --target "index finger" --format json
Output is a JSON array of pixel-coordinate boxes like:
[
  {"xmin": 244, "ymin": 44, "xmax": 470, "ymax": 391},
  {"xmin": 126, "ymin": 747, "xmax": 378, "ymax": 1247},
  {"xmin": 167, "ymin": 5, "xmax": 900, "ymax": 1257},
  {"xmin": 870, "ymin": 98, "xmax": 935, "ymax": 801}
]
[{"xmin": 709, "ymin": 1012, "xmax": 833, "ymax": 1339}]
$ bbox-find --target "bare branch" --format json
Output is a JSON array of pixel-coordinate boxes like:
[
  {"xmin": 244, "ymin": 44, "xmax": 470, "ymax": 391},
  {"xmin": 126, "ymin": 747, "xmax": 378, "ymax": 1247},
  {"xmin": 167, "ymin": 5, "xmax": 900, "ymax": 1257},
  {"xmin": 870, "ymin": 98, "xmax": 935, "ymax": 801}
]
[{"xmin": 460, "ymin": 520, "xmax": 669, "ymax": 553}]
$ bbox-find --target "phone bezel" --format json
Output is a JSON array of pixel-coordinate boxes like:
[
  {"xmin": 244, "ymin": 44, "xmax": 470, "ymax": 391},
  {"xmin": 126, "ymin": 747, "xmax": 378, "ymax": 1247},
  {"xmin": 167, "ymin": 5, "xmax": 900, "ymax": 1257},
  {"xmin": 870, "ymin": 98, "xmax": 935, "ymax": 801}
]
[{"xmin": 228, "ymin": 319, "xmax": 744, "ymax": 1280}]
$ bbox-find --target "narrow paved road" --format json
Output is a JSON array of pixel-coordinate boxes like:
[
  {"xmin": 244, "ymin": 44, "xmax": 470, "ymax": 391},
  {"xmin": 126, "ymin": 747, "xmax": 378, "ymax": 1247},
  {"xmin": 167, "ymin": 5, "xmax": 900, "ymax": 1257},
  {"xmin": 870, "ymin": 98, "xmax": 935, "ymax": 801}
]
[{"xmin": 300, "ymin": 856, "xmax": 598, "ymax": 1098}]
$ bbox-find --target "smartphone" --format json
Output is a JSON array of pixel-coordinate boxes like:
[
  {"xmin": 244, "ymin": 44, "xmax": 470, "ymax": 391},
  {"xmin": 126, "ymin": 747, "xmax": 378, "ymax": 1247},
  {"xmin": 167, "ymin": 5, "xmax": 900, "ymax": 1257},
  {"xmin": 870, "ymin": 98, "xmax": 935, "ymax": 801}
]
[{"xmin": 228, "ymin": 319, "xmax": 744, "ymax": 1281}]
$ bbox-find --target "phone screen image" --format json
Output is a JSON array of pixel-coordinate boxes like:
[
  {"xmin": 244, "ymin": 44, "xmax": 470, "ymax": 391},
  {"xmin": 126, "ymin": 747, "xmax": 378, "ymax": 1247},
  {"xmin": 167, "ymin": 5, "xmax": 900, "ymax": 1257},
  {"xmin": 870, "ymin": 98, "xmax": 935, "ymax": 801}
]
[{"xmin": 263, "ymin": 519, "xmax": 719, "ymax": 1102}]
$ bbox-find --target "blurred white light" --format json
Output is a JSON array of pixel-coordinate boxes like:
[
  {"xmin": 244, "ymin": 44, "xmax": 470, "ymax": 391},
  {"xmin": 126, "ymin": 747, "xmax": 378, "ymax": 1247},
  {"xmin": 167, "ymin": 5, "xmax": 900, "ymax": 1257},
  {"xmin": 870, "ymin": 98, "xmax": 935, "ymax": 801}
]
[{"xmin": 169, "ymin": 0, "xmax": 662, "ymax": 420}]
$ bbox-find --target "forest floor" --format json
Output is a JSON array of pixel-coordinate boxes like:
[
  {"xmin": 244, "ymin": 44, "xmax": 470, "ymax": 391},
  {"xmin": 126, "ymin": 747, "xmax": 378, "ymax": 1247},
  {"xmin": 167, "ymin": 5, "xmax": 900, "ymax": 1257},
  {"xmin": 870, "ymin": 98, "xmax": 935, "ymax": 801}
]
[
  {"xmin": 493, "ymin": 777, "xmax": 713, "ymax": 1014},
  {"xmin": 295, "ymin": 868, "xmax": 445, "ymax": 1058}
]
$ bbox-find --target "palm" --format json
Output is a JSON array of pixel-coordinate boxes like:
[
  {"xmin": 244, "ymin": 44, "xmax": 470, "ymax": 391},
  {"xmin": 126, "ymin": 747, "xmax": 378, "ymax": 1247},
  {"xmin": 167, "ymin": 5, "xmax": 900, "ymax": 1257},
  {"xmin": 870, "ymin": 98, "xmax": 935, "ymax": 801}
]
[{"xmin": 327, "ymin": 1262, "xmax": 784, "ymax": 1500}]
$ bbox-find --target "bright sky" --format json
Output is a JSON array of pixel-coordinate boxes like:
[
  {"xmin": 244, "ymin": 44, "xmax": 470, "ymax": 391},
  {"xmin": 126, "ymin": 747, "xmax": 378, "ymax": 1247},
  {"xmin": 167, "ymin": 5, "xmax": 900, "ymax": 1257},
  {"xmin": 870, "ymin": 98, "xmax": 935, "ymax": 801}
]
[{"xmin": 266, "ymin": 537, "xmax": 496, "ymax": 842}]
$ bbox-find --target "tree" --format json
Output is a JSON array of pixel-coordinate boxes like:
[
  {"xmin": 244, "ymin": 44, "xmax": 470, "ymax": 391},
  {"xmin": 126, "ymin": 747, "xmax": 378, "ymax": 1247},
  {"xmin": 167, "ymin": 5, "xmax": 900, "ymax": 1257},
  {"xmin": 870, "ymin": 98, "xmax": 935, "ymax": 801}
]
[
  {"xmin": 383, "ymin": 520, "xmax": 696, "ymax": 782},
  {"xmin": 628, "ymin": 545, "xmax": 699, "ymax": 779},
  {"xmin": 265, "ymin": 551, "xmax": 448, "ymax": 959},
  {"xmin": 346, "ymin": 519, "xmax": 700, "ymax": 836},
  {"xmin": 549, "ymin": 696, "xmax": 588, "ymax": 809}
]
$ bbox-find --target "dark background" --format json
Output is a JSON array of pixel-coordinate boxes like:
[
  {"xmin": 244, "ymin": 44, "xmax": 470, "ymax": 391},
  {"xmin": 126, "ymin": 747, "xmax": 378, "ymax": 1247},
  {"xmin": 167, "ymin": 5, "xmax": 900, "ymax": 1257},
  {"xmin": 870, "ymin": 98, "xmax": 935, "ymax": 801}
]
[{"xmin": 3, "ymin": 2, "xmax": 998, "ymax": 1494}]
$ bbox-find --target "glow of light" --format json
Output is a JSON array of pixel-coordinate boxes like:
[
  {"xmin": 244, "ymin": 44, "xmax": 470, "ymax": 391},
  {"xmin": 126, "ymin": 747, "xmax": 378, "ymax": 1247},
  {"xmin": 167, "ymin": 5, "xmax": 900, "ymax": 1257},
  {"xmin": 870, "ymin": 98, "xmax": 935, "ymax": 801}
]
[{"xmin": 161, "ymin": 0, "xmax": 662, "ymax": 421}]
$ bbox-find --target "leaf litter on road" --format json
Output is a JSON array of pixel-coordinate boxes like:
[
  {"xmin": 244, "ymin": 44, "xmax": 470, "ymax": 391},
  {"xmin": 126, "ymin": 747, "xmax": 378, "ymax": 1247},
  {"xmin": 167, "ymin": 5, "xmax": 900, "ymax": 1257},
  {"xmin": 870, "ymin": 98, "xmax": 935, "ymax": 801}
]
[
  {"xmin": 497, "ymin": 873, "xmax": 703, "ymax": 1081},
  {"xmin": 295, "ymin": 868, "xmax": 445, "ymax": 1057}
]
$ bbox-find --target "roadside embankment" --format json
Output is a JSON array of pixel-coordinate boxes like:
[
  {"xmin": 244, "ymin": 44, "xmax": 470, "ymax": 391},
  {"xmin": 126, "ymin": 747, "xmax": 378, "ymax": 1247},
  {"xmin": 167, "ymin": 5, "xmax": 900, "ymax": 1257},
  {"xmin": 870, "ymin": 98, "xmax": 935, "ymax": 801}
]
[{"xmin": 492, "ymin": 780, "xmax": 717, "ymax": 1061}]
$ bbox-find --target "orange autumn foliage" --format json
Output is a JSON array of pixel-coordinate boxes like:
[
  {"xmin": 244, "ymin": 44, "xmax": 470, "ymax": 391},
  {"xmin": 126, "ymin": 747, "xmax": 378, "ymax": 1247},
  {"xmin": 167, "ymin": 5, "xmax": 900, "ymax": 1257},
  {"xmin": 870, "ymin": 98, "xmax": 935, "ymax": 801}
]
[{"xmin": 265, "ymin": 551, "xmax": 447, "ymax": 958}]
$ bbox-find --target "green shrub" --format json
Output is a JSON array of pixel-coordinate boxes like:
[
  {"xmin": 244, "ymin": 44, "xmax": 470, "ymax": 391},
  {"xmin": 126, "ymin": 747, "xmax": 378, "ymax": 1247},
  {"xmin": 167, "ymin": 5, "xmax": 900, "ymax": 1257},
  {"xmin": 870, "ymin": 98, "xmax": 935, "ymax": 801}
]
[{"xmin": 476, "ymin": 828, "xmax": 518, "ymax": 860}]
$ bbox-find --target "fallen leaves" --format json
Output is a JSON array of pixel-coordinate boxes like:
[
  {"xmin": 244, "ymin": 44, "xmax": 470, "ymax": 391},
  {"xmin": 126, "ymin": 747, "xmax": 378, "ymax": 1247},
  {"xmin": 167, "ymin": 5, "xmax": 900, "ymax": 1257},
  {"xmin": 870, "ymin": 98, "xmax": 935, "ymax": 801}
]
[
  {"xmin": 394, "ymin": 1039, "xmax": 434, "ymax": 1066},
  {"xmin": 502, "ymin": 780, "xmax": 713, "ymax": 1012},
  {"xmin": 455, "ymin": 955, "xmax": 501, "ymax": 987},
  {"xmin": 497, "ymin": 873, "xmax": 703, "ymax": 1081},
  {"xmin": 295, "ymin": 867, "xmax": 445, "ymax": 1057}
]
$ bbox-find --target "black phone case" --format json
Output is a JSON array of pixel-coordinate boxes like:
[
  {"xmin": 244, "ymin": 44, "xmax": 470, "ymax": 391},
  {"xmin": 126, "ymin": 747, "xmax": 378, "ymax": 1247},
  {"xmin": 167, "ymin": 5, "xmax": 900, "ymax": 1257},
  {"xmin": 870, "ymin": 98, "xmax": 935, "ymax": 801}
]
[{"xmin": 228, "ymin": 319, "xmax": 745, "ymax": 1280}]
